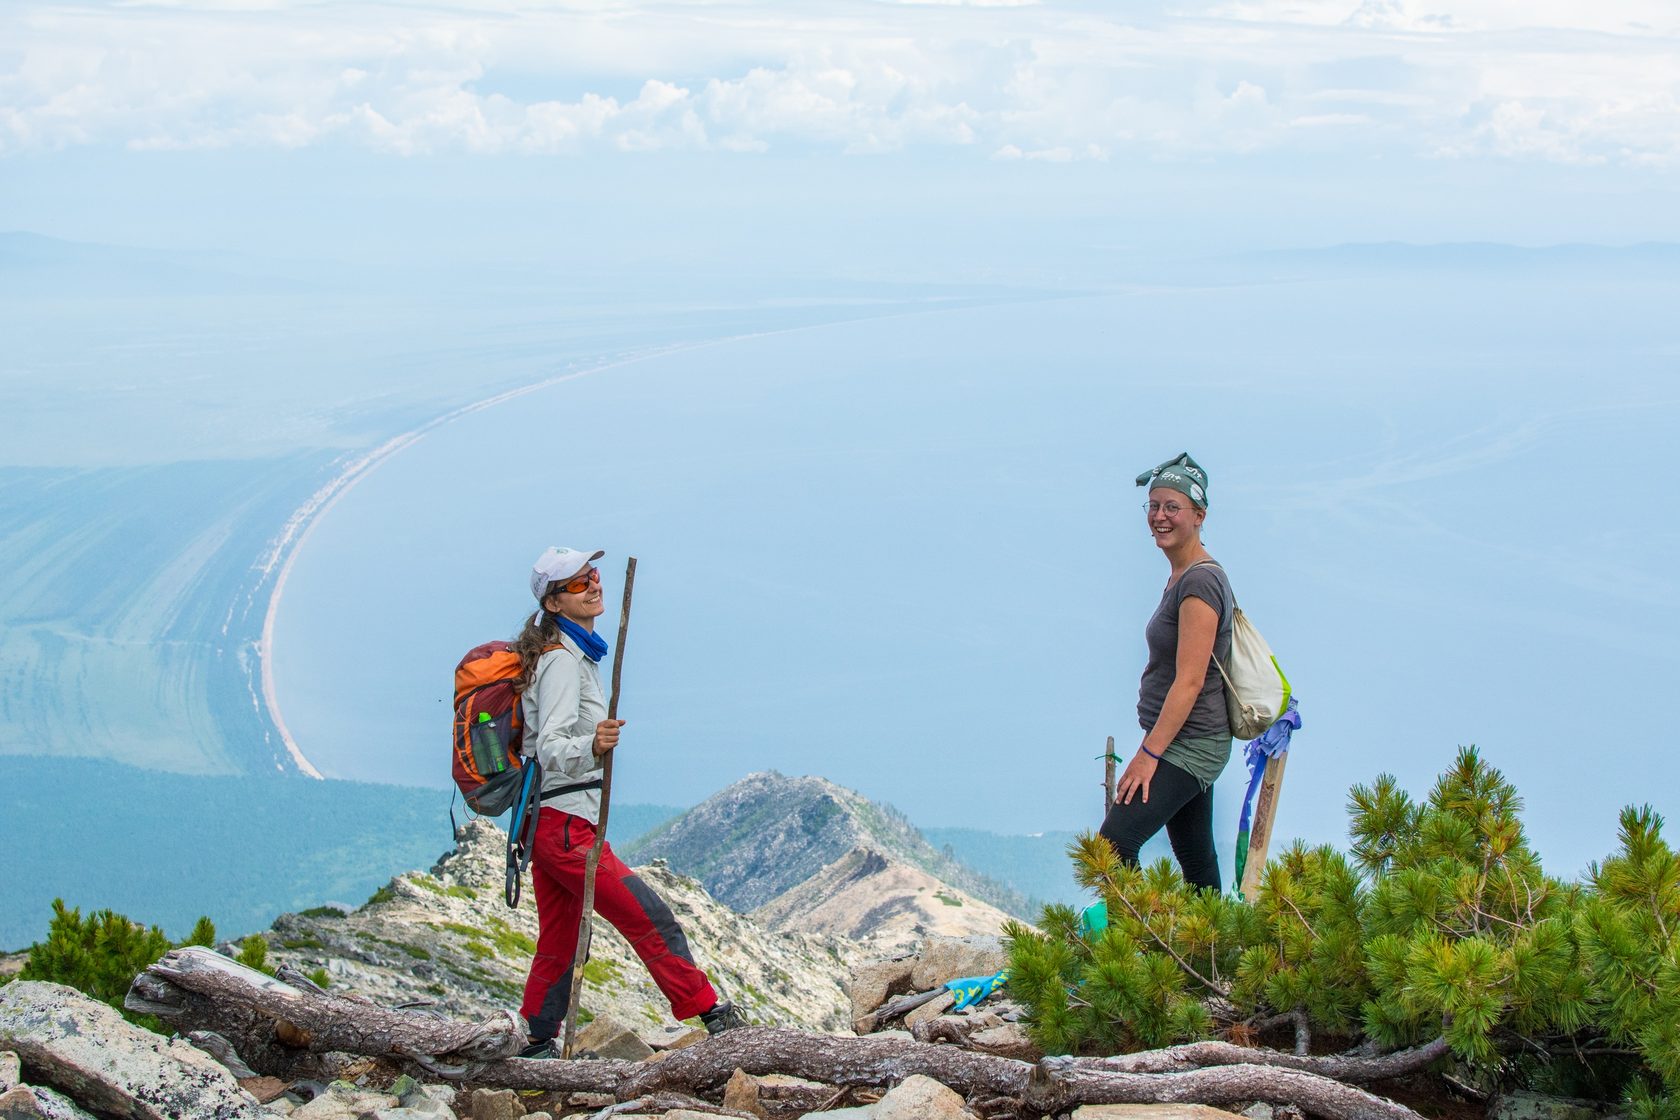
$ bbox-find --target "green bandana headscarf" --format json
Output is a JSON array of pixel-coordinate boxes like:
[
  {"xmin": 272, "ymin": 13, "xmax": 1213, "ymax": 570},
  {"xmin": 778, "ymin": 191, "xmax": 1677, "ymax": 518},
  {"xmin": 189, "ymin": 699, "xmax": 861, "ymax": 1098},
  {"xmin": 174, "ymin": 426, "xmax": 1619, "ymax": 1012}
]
[{"xmin": 1135, "ymin": 451, "xmax": 1209, "ymax": 509}]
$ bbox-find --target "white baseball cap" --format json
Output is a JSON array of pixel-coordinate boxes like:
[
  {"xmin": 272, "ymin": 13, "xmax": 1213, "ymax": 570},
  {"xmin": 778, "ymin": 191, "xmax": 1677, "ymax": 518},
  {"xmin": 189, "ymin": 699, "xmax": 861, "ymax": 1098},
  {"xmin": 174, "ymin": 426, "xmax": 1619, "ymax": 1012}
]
[{"xmin": 530, "ymin": 546, "xmax": 605, "ymax": 601}]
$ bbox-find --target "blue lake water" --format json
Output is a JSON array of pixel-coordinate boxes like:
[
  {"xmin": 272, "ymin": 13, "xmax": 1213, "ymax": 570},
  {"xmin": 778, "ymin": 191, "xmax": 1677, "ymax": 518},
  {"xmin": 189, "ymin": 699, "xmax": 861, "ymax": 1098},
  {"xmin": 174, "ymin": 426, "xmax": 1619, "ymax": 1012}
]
[{"xmin": 270, "ymin": 265, "xmax": 1680, "ymax": 878}]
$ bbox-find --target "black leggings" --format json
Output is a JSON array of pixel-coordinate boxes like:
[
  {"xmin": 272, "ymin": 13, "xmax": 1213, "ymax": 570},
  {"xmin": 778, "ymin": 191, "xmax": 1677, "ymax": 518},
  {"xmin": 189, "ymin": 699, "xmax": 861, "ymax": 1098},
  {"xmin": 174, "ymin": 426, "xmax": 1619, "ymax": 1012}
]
[{"xmin": 1099, "ymin": 758, "xmax": 1221, "ymax": 893}]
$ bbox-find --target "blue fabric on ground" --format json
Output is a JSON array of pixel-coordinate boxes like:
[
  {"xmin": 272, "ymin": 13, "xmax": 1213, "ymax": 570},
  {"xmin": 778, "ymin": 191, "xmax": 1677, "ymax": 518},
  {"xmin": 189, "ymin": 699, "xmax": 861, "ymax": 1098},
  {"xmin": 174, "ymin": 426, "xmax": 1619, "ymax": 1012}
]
[{"xmin": 944, "ymin": 970, "xmax": 1010, "ymax": 1011}]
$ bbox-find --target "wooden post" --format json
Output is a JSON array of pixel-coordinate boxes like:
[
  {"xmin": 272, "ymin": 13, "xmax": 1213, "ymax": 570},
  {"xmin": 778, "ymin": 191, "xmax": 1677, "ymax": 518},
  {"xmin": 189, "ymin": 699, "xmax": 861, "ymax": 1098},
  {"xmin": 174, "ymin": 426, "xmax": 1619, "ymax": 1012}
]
[
  {"xmin": 1103, "ymin": 736, "xmax": 1117, "ymax": 815},
  {"xmin": 1238, "ymin": 751, "xmax": 1288, "ymax": 900},
  {"xmin": 561, "ymin": 556, "xmax": 637, "ymax": 1058}
]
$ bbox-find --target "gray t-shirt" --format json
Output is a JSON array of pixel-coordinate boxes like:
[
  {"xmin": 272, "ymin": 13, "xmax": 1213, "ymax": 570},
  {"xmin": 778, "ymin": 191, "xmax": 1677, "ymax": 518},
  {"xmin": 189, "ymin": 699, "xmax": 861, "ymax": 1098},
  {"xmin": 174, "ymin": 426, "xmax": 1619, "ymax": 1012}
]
[{"xmin": 1137, "ymin": 561, "xmax": 1234, "ymax": 740}]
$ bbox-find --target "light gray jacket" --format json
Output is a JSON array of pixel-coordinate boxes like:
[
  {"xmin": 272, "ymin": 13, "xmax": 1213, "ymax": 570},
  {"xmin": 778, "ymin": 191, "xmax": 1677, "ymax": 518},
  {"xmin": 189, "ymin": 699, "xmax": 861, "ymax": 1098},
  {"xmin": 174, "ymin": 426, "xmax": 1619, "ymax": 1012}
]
[{"xmin": 518, "ymin": 632, "xmax": 606, "ymax": 823}]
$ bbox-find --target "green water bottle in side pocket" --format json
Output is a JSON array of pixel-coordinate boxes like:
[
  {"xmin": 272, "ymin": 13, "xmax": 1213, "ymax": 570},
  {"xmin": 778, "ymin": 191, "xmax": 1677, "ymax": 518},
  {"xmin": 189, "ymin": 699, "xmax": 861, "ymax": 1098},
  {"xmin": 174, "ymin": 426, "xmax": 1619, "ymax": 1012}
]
[{"xmin": 471, "ymin": 711, "xmax": 508, "ymax": 776}]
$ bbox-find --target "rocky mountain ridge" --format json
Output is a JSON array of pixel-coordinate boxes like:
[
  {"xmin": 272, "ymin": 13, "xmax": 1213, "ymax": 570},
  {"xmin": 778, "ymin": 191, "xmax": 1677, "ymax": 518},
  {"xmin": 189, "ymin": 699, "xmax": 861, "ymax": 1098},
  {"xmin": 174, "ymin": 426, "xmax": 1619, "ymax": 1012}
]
[
  {"xmin": 752, "ymin": 848, "xmax": 1017, "ymax": 951},
  {"xmin": 262, "ymin": 819, "xmax": 855, "ymax": 1036},
  {"xmin": 624, "ymin": 772, "xmax": 1030, "ymax": 950}
]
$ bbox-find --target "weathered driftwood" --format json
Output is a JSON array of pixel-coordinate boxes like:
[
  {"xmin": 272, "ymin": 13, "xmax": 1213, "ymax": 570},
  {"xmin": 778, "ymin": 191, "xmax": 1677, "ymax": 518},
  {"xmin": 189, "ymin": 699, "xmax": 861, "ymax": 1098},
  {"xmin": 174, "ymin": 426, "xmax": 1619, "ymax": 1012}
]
[
  {"xmin": 133, "ymin": 950, "xmax": 1429, "ymax": 1120},
  {"xmin": 129, "ymin": 947, "xmax": 521, "ymax": 1071},
  {"xmin": 1068, "ymin": 1037, "xmax": 1452, "ymax": 1083},
  {"xmin": 874, "ymin": 986, "xmax": 948, "ymax": 1022},
  {"xmin": 1037, "ymin": 1059, "xmax": 1421, "ymax": 1120}
]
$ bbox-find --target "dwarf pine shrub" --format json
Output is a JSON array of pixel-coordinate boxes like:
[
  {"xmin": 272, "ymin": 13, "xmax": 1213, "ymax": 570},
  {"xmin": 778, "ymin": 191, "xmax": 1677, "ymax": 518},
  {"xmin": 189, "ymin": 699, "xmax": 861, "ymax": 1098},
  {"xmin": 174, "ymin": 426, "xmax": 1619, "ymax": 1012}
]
[
  {"xmin": 1006, "ymin": 747, "xmax": 1677, "ymax": 1114},
  {"xmin": 18, "ymin": 901, "xmax": 215, "ymax": 1029},
  {"xmin": 1578, "ymin": 806, "xmax": 1680, "ymax": 1117}
]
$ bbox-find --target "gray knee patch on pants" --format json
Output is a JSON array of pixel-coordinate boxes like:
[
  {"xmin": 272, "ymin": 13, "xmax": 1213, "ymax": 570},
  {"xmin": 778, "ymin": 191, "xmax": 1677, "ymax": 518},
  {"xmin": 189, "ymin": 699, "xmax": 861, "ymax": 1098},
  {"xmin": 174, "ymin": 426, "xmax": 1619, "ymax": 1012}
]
[{"xmin": 624, "ymin": 873, "xmax": 697, "ymax": 964}]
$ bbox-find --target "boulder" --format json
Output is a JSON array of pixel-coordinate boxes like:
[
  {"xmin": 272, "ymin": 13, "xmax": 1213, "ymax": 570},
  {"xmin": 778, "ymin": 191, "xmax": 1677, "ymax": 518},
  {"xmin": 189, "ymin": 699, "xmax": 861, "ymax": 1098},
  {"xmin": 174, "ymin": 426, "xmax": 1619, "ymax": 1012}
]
[
  {"xmin": 903, "ymin": 991, "xmax": 956, "ymax": 1029},
  {"xmin": 288, "ymin": 1100, "xmax": 358, "ymax": 1120},
  {"xmin": 846, "ymin": 957, "xmax": 916, "ymax": 1026},
  {"xmin": 290, "ymin": 1081, "xmax": 404, "ymax": 1120},
  {"xmin": 986, "ymin": 997, "xmax": 1028, "ymax": 1022},
  {"xmin": 0, "ymin": 981, "xmax": 264, "ymax": 1120},
  {"xmin": 573, "ymin": 1016, "xmax": 655, "ymax": 1062},
  {"xmin": 10, "ymin": 1088, "xmax": 97, "ymax": 1120},
  {"xmin": 722, "ymin": 1068, "xmax": 766, "ymax": 1118},
  {"xmin": 0, "ymin": 1086, "xmax": 46, "ymax": 1119},
  {"xmin": 910, "ymin": 935, "xmax": 1007, "ymax": 991},
  {"xmin": 238, "ymin": 1078, "xmax": 289, "ymax": 1104},
  {"xmin": 466, "ymin": 1087, "xmax": 523, "ymax": 1120},
  {"xmin": 396, "ymin": 1080, "xmax": 457, "ymax": 1116},
  {"xmin": 31, "ymin": 1084, "xmax": 97, "ymax": 1120},
  {"xmin": 291, "ymin": 1091, "xmax": 383, "ymax": 1119},
  {"xmin": 1492, "ymin": 1093, "xmax": 1620, "ymax": 1120},
  {"xmin": 873, "ymin": 1074, "xmax": 976, "ymax": 1120},
  {"xmin": 1, "ymin": 1052, "xmax": 19, "ymax": 1091}
]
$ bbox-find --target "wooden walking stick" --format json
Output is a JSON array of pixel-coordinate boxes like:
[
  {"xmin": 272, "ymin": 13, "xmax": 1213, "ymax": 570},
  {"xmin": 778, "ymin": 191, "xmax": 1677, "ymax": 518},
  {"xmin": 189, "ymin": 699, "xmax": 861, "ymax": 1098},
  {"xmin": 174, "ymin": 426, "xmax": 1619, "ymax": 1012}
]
[
  {"xmin": 1238, "ymin": 750, "xmax": 1288, "ymax": 900},
  {"xmin": 560, "ymin": 556, "xmax": 636, "ymax": 1058},
  {"xmin": 1103, "ymin": 735, "xmax": 1117, "ymax": 815}
]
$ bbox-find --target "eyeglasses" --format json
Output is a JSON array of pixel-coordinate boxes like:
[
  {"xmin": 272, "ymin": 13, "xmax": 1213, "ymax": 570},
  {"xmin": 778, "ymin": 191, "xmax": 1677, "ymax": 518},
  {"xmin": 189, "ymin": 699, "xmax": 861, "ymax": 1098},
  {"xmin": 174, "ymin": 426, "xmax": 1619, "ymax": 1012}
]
[
  {"xmin": 1144, "ymin": 501, "xmax": 1193, "ymax": 516},
  {"xmin": 553, "ymin": 567, "xmax": 600, "ymax": 595}
]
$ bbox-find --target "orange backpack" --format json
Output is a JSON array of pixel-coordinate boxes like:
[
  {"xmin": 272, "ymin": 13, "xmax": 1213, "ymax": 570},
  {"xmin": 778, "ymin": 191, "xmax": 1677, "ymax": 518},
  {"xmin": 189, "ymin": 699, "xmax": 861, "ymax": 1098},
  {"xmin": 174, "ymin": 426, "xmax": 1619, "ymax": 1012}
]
[
  {"xmin": 452, "ymin": 641, "xmax": 533, "ymax": 813},
  {"xmin": 452, "ymin": 641, "xmax": 544, "ymax": 906}
]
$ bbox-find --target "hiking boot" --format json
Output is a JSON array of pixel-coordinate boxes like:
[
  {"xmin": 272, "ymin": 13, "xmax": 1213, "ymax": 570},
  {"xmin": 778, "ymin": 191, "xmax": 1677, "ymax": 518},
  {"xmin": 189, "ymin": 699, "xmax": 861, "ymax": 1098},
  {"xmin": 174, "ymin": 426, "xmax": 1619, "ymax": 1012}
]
[
  {"xmin": 518, "ymin": 1037, "xmax": 558, "ymax": 1059},
  {"xmin": 700, "ymin": 1000, "xmax": 749, "ymax": 1035}
]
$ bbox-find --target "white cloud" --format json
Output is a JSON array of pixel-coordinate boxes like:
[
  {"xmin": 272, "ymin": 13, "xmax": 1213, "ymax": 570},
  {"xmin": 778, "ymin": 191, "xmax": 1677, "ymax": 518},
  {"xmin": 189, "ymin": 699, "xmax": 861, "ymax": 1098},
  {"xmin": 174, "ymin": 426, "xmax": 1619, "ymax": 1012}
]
[{"xmin": 0, "ymin": 0, "xmax": 1676, "ymax": 166}]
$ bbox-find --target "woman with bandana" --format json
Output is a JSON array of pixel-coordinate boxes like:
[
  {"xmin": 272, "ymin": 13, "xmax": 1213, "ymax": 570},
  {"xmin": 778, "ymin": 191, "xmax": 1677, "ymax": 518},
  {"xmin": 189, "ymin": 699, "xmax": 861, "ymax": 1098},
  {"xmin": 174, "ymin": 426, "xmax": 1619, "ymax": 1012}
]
[
  {"xmin": 509, "ymin": 546, "xmax": 746, "ymax": 1057},
  {"xmin": 1100, "ymin": 453, "xmax": 1234, "ymax": 893}
]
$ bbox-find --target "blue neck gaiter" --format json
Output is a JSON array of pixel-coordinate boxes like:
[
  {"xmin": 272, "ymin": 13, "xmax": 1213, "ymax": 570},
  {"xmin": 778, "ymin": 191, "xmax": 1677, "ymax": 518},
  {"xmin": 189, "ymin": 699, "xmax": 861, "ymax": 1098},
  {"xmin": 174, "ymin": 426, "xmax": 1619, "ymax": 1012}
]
[{"xmin": 549, "ymin": 614, "xmax": 608, "ymax": 663}]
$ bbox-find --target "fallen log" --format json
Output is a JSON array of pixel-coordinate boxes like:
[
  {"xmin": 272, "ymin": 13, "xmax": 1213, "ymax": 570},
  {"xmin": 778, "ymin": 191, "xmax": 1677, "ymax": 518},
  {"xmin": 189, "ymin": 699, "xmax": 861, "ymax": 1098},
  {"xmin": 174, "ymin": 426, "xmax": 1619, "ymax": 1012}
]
[
  {"xmin": 130, "ymin": 950, "xmax": 1426, "ymax": 1120},
  {"xmin": 1030, "ymin": 1060, "xmax": 1424, "ymax": 1120},
  {"xmin": 480, "ymin": 1030, "xmax": 1422, "ymax": 1120},
  {"xmin": 128, "ymin": 947, "xmax": 521, "ymax": 1074},
  {"xmin": 1066, "ymin": 1037, "xmax": 1453, "ymax": 1083}
]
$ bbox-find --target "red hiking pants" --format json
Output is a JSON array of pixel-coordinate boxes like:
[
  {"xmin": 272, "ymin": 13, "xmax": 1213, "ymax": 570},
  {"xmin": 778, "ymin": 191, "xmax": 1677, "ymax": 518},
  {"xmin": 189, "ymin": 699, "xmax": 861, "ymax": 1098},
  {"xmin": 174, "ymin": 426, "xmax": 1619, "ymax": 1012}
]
[{"xmin": 520, "ymin": 807, "xmax": 718, "ymax": 1040}]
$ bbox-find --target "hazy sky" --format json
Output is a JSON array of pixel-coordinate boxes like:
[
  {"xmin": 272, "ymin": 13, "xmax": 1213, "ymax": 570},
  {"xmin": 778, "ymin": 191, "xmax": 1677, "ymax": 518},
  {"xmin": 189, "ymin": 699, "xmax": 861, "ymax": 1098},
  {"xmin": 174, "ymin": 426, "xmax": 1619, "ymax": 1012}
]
[{"xmin": 4, "ymin": 0, "xmax": 1679, "ymax": 270}]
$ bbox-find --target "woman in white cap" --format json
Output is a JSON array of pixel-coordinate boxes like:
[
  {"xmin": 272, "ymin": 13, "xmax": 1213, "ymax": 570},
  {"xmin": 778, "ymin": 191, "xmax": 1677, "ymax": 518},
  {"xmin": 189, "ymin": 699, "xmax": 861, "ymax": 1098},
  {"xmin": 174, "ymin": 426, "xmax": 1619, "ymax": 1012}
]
[
  {"xmin": 1099, "ymin": 453, "xmax": 1234, "ymax": 892},
  {"xmin": 509, "ymin": 546, "xmax": 745, "ymax": 1056}
]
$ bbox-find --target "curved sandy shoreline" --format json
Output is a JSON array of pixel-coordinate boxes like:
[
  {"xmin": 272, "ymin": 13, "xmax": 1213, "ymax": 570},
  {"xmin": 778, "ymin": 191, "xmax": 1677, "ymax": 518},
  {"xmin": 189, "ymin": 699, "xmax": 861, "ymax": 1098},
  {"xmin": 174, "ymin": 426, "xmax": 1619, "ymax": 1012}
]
[{"xmin": 254, "ymin": 339, "xmax": 745, "ymax": 777}]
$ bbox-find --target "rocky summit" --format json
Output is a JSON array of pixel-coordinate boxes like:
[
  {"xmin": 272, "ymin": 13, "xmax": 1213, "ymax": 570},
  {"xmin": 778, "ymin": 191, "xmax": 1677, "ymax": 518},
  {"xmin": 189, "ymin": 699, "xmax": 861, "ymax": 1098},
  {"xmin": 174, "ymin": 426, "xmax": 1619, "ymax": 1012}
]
[
  {"xmin": 623, "ymin": 772, "xmax": 1029, "ymax": 950},
  {"xmin": 263, "ymin": 819, "xmax": 853, "ymax": 1035},
  {"xmin": 752, "ymin": 847, "xmax": 1017, "ymax": 953}
]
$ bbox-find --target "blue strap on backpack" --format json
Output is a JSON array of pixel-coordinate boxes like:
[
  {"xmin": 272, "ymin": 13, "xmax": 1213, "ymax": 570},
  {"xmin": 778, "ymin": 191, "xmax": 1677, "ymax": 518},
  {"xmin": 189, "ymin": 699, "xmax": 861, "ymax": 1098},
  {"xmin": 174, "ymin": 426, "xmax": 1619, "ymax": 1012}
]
[{"xmin": 505, "ymin": 761, "xmax": 544, "ymax": 908}]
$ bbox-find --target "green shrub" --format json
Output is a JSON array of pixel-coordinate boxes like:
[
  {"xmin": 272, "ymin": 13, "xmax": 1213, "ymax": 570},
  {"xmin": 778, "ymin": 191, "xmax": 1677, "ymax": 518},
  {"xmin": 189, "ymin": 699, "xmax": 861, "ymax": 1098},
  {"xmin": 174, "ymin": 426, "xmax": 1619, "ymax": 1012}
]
[
  {"xmin": 17, "ymin": 900, "xmax": 212, "ymax": 1029},
  {"xmin": 299, "ymin": 906, "xmax": 348, "ymax": 919},
  {"xmin": 1008, "ymin": 747, "xmax": 1673, "ymax": 1114},
  {"xmin": 236, "ymin": 934, "xmax": 276, "ymax": 976}
]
